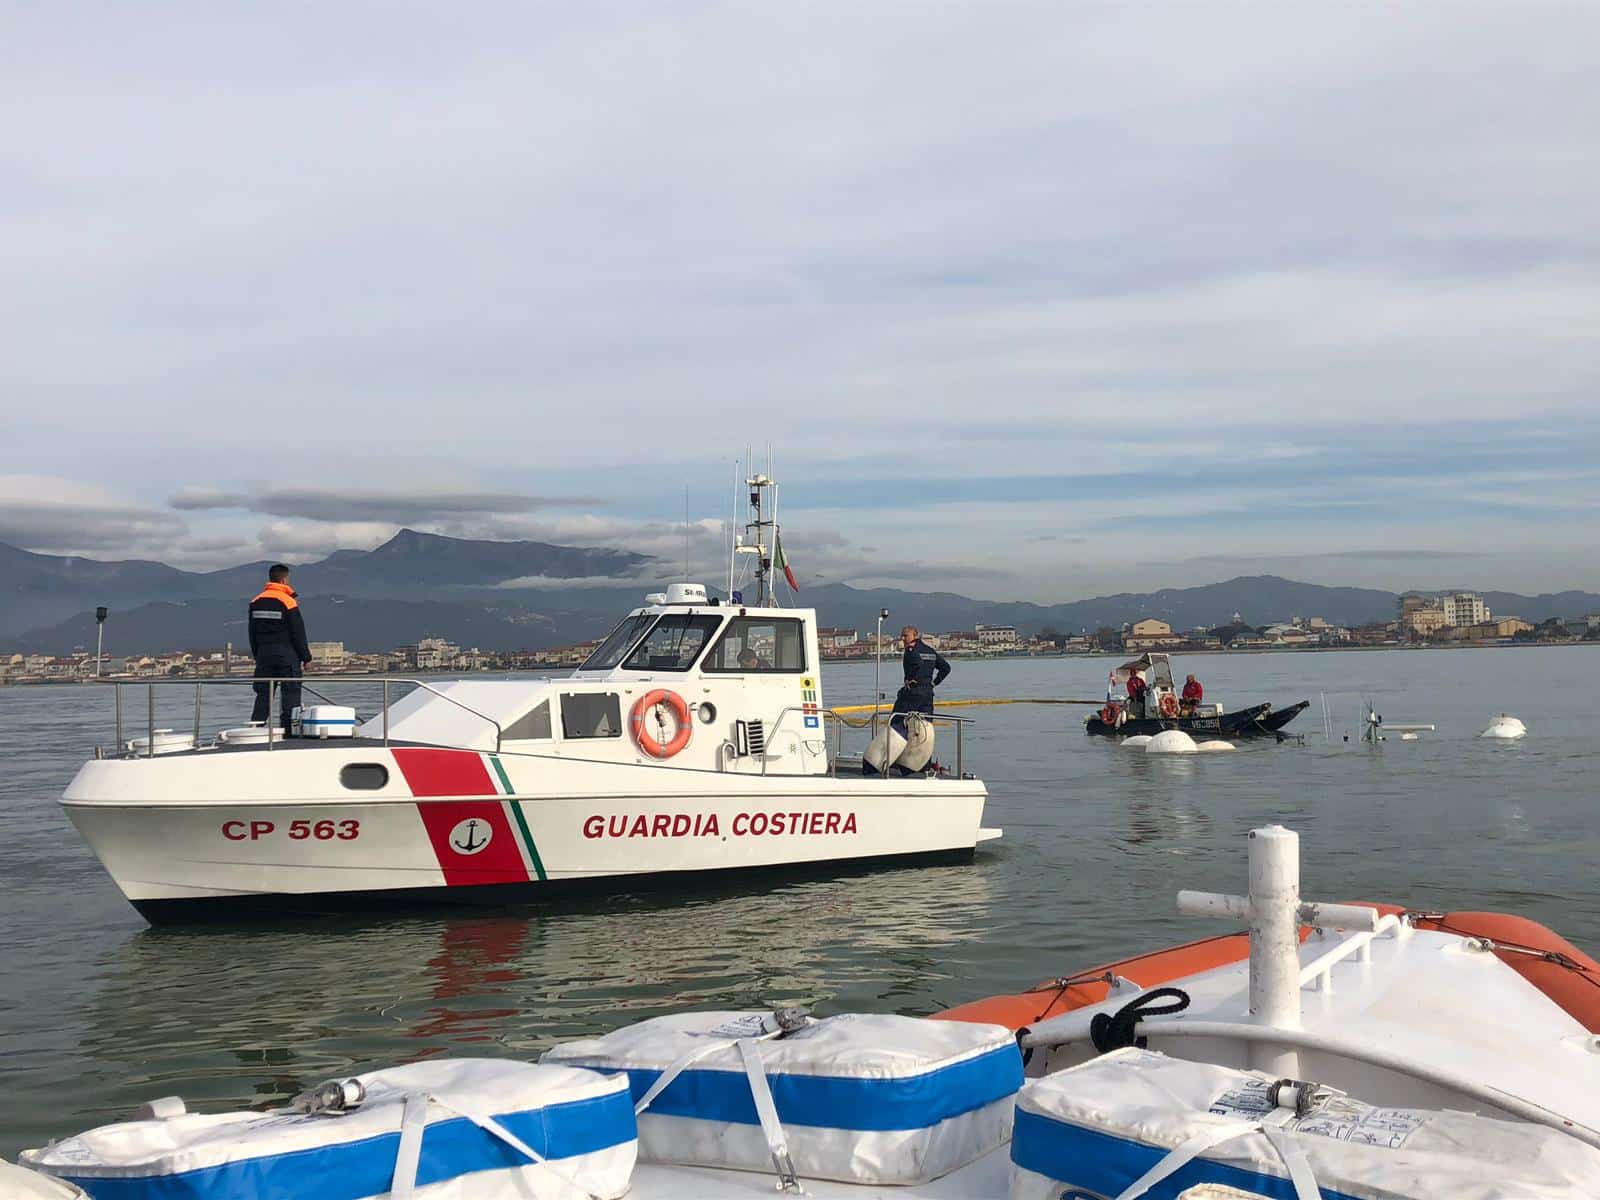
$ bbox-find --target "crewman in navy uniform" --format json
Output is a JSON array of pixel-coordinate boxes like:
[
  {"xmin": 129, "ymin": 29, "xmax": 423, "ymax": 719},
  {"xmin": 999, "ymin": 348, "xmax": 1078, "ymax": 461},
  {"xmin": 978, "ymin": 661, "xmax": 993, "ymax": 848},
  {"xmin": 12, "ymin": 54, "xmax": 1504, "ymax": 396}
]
[
  {"xmin": 893, "ymin": 624, "xmax": 950, "ymax": 716},
  {"xmin": 248, "ymin": 563, "xmax": 312, "ymax": 728}
]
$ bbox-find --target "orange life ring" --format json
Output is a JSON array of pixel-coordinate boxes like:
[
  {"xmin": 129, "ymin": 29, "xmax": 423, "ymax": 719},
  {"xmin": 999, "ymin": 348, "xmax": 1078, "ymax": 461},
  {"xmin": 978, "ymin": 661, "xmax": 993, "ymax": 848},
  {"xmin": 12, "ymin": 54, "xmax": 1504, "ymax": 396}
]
[
  {"xmin": 1159, "ymin": 692, "xmax": 1179, "ymax": 718},
  {"xmin": 630, "ymin": 690, "xmax": 693, "ymax": 758},
  {"xmin": 1101, "ymin": 703, "xmax": 1121, "ymax": 725}
]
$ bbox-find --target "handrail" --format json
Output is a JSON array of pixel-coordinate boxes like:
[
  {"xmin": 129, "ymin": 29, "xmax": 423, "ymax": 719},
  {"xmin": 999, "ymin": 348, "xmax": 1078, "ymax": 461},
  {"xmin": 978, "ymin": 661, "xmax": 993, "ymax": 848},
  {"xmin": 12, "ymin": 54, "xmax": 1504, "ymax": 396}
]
[
  {"xmin": 1298, "ymin": 914, "xmax": 1404, "ymax": 993},
  {"xmin": 766, "ymin": 705, "xmax": 973, "ymax": 778},
  {"xmin": 99, "ymin": 675, "xmax": 504, "ymax": 755},
  {"xmin": 760, "ymin": 705, "xmax": 829, "ymax": 777}
]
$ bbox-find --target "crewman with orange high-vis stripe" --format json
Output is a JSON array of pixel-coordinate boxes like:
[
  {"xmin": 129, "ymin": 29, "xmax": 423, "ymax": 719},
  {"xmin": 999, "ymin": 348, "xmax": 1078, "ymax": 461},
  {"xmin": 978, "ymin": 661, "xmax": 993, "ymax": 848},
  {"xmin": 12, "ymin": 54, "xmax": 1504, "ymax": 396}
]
[{"xmin": 248, "ymin": 563, "xmax": 311, "ymax": 728}]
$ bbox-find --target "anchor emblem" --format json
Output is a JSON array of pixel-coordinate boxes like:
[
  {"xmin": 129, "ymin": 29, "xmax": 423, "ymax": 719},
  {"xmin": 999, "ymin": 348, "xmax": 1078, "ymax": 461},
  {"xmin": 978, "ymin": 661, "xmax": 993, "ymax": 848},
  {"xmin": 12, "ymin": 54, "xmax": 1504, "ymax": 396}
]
[{"xmin": 447, "ymin": 817, "xmax": 493, "ymax": 856}]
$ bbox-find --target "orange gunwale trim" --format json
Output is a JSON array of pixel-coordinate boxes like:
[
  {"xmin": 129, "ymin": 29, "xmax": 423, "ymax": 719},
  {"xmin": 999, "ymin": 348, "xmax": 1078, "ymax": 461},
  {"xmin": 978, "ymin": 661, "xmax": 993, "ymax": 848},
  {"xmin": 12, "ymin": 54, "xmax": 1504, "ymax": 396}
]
[{"xmin": 936, "ymin": 906, "xmax": 1600, "ymax": 1034}]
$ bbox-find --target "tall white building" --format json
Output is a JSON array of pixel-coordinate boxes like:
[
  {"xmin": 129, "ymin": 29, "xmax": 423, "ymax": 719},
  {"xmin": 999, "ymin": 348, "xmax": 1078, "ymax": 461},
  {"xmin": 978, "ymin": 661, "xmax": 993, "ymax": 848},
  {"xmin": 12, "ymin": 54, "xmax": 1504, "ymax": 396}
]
[{"xmin": 1441, "ymin": 592, "xmax": 1490, "ymax": 627}]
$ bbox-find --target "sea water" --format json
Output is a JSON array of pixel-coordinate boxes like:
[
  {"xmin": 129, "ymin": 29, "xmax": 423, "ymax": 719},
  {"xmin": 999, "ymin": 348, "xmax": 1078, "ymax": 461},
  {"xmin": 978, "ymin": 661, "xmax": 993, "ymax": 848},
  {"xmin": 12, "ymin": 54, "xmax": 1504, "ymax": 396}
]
[{"xmin": 0, "ymin": 646, "xmax": 1594, "ymax": 1157}]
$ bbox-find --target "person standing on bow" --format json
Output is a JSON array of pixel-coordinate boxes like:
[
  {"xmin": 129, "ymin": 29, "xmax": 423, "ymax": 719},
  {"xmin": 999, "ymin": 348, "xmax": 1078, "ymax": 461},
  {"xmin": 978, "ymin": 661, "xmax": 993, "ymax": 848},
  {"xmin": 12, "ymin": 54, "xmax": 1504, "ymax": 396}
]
[
  {"xmin": 248, "ymin": 564, "xmax": 312, "ymax": 729},
  {"xmin": 893, "ymin": 625, "xmax": 951, "ymax": 716}
]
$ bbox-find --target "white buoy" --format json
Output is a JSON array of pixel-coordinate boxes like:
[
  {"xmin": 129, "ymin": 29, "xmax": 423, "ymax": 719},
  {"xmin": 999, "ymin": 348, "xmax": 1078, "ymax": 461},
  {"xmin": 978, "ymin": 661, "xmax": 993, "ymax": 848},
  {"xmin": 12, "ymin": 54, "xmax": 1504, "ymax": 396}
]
[
  {"xmin": 1480, "ymin": 714, "xmax": 1527, "ymax": 740},
  {"xmin": 1399, "ymin": 732, "xmax": 1419, "ymax": 741},
  {"xmin": 1196, "ymin": 740, "xmax": 1237, "ymax": 752},
  {"xmin": 1146, "ymin": 730, "xmax": 1198, "ymax": 755},
  {"xmin": 1120, "ymin": 734, "xmax": 1153, "ymax": 748}
]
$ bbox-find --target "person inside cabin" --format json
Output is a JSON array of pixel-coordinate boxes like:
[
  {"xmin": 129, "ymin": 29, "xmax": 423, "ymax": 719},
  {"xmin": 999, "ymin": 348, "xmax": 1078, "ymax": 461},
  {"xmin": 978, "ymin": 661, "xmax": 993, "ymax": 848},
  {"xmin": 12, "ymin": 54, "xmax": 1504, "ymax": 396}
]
[
  {"xmin": 1125, "ymin": 669, "xmax": 1148, "ymax": 716},
  {"xmin": 737, "ymin": 647, "xmax": 769, "ymax": 671},
  {"xmin": 894, "ymin": 625, "xmax": 951, "ymax": 716},
  {"xmin": 1181, "ymin": 673, "xmax": 1204, "ymax": 714},
  {"xmin": 248, "ymin": 563, "xmax": 312, "ymax": 730}
]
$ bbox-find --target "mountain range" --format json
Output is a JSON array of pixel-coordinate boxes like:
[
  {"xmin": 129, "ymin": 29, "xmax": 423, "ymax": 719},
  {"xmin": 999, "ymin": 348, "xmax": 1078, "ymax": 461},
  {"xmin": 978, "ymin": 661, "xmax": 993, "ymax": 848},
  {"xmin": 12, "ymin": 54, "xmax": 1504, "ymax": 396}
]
[{"xmin": 4, "ymin": 532, "xmax": 1598, "ymax": 655}]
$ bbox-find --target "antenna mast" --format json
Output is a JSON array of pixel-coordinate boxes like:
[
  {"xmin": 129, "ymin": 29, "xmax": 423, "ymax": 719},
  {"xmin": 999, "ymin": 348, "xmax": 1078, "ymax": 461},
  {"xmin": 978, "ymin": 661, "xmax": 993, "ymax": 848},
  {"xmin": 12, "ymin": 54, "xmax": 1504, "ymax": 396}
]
[{"xmin": 741, "ymin": 447, "xmax": 778, "ymax": 606}]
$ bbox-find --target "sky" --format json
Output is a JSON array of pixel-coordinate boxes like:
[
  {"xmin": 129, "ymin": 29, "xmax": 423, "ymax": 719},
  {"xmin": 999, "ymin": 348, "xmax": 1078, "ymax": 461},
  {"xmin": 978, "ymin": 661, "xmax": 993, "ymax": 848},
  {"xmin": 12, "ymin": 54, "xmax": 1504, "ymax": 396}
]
[{"xmin": 3, "ymin": 3, "xmax": 1598, "ymax": 602}]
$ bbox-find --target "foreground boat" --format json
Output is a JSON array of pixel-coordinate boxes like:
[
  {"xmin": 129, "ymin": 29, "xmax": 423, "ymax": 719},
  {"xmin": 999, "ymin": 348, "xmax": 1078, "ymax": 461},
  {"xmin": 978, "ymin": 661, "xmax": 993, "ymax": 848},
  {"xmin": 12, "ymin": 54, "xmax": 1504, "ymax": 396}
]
[
  {"xmin": 22, "ymin": 824, "xmax": 1600, "ymax": 1198},
  {"xmin": 1086, "ymin": 653, "xmax": 1309, "ymax": 739}
]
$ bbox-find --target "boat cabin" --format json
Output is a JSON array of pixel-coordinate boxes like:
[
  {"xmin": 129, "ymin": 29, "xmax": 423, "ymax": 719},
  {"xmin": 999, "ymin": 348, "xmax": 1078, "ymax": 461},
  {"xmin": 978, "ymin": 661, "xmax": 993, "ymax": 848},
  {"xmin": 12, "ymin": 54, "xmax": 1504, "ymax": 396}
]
[
  {"xmin": 1107, "ymin": 652, "xmax": 1220, "ymax": 719},
  {"xmin": 364, "ymin": 584, "xmax": 834, "ymax": 775},
  {"xmin": 1108, "ymin": 652, "xmax": 1174, "ymax": 718}
]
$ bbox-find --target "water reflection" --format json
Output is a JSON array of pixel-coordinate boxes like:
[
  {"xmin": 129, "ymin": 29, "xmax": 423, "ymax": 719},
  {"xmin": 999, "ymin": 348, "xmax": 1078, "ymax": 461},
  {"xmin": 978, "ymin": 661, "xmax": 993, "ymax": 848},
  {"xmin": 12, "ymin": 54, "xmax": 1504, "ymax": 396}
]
[{"xmin": 74, "ymin": 862, "xmax": 995, "ymax": 1124}]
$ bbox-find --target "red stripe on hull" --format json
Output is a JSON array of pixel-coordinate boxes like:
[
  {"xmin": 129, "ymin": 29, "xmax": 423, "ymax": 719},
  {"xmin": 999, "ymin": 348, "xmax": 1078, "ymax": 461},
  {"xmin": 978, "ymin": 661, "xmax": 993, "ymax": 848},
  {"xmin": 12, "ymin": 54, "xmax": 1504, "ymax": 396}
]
[
  {"xmin": 417, "ymin": 801, "xmax": 531, "ymax": 887},
  {"xmin": 392, "ymin": 748, "xmax": 496, "ymax": 797}
]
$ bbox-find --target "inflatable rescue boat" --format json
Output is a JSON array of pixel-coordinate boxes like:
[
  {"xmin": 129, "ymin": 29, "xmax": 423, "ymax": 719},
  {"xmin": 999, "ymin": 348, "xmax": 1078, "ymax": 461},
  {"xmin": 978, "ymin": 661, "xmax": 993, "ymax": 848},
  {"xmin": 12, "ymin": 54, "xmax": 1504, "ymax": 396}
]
[
  {"xmin": 21, "ymin": 823, "xmax": 1600, "ymax": 1199},
  {"xmin": 1087, "ymin": 653, "xmax": 1310, "ymax": 740}
]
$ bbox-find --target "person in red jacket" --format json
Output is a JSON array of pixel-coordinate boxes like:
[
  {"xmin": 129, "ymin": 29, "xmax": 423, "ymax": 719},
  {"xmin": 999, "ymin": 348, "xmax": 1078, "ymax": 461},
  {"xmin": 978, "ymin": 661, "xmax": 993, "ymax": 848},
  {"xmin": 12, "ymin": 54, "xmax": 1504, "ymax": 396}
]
[
  {"xmin": 1125, "ymin": 670, "xmax": 1148, "ymax": 716},
  {"xmin": 1181, "ymin": 673, "xmax": 1204, "ymax": 714}
]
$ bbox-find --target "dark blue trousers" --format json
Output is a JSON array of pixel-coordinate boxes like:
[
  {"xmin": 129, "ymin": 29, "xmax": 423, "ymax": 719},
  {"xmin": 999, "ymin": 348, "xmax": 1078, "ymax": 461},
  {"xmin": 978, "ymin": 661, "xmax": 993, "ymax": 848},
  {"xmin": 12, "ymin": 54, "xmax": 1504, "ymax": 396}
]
[{"xmin": 251, "ymin": 651, "xmax": 301, "ymax": 727}]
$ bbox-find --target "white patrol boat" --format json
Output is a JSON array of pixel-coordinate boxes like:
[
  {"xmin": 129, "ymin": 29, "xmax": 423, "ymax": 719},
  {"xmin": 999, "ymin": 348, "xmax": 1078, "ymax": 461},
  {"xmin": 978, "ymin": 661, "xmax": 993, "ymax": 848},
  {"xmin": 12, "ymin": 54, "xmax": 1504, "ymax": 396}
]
[{"xmin": 61, "ymin": 479, "xmax": 996, "ymax": 923}]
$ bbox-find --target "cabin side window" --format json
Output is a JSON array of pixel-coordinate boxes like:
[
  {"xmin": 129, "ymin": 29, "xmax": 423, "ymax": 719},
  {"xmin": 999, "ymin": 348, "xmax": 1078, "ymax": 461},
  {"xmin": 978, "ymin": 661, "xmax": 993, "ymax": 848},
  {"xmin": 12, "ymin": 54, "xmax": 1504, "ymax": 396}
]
[
  {"xmin": 579, "ymin": 614, "xmax": 655, "ymax": 671},
  {"xmin": 622, "ymin": 614, "xmax": 723, "ymax": 671},
  {"xmin": 560, "ymin": 692, "xmax": 622, "ymax": 738},
  {"xmin": 703, "ymin": 617, "xmax": 807, "ymax": 673},
  {"xmin": 503, "ymin": 699, "xmax": 552, "ymax": 741}
]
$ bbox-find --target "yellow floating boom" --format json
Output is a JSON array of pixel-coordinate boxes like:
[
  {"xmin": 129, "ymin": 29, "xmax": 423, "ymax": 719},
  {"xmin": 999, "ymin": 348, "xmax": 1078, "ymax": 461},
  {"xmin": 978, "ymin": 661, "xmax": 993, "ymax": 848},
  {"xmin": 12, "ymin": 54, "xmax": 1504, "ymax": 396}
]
[{"xmin": 828, "ymin": 697, "xmax": 1103, "ymax": 715}]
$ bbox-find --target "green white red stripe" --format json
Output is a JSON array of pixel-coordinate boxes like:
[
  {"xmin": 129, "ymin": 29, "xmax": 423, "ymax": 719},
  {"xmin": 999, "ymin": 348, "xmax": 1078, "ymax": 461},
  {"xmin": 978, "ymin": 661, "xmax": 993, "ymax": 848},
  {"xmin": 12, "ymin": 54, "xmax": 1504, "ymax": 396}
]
[{"xmin": 487, "ymin": 753, "xmax": 547, "ymax": 882}]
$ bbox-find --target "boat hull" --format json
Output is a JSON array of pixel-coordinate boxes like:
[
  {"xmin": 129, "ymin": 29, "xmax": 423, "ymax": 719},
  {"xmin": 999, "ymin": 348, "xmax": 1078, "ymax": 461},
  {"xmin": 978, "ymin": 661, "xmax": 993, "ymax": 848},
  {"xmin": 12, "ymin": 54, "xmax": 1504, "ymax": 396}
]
[
  {"xmin": 124, "ymin": 845, "xmax": 978, "ymax": 923},
  {"xmin": 63, "ymin": 744, "xmax": 992, "ymax": 921}
]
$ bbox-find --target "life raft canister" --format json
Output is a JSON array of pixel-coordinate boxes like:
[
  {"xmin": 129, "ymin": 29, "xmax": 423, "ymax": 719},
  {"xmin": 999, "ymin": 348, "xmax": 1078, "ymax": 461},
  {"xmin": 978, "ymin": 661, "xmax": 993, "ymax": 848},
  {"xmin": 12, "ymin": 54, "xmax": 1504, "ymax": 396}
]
[
  {"xmin": 630, "ymin": 689, "xmax": 693, "ymax": 758},
  {"xmin": 1159, "ymin": 692, "xmax": 1179, "ymax": 718}
]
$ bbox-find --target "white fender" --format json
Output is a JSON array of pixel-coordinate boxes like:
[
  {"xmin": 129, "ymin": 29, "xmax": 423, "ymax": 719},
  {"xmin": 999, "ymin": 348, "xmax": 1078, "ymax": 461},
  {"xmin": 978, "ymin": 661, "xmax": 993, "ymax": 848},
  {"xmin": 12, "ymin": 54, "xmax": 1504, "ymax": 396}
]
[
  {"xmin": 864, "ymin": 725, "xmax": 908, "ymax": 772},
  {"xmin": 897, "ymin": 715, "xmax": 936, "ymax": 772}
]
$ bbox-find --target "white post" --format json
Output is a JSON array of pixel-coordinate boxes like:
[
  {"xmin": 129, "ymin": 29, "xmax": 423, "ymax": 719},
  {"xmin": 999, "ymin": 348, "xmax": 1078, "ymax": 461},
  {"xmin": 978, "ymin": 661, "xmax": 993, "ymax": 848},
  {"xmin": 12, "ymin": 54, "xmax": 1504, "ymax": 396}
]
[{"xmin": 1248, "ymin": 824, "xmax": 1302, "ymax": 1075}]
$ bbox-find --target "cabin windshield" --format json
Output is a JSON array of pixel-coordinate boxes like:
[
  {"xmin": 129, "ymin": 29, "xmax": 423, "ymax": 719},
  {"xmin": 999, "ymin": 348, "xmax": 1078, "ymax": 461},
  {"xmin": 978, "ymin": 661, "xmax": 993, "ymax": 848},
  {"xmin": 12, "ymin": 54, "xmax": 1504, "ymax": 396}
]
[
  {"xmin": 580, "ymin": 613, "xmax": 655, "ymax": 671},
  {"xmin": 623, "ymin": 614, "xmax": 723, "ymax": 671}
]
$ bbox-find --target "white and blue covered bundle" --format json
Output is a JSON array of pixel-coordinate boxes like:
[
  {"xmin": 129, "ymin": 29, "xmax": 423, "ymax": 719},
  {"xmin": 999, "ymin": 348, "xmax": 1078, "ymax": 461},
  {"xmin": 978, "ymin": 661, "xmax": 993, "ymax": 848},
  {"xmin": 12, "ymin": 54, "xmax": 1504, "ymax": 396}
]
[
  {"xmin": 544, "ymin": 1010, "xmax": 1024, "ymax": 1184},
  {"xmin": 23, "ymin": 1059, "xmax": 637, "ymax": 1200},
  {"xmin": 1009, "ymin": 1048, "xmax": 1600, "ymax": 1200}
]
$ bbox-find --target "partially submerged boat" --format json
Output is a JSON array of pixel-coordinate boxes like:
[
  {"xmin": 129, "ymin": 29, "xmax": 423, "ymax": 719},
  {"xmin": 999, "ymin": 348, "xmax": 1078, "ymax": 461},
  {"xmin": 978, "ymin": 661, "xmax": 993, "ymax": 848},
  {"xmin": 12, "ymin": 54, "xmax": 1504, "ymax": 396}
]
[
  {"xmin": 23, "ymin": 824, "xmax": 1600, "ymax": 1198},
  {"xmin": 1085, "ymin": 653, "xmax": 1309, "ymax": 739}
]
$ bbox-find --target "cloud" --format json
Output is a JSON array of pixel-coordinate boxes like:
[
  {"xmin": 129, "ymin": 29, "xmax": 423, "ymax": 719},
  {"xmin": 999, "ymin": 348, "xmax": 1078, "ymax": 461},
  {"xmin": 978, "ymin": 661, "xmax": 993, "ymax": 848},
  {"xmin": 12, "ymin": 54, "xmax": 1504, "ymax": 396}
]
[
  {"xmin": 1144, "ymin": 549, "xmax": 1480, "ymax": 567},
  {"xmin": 493, "ymin": 574, "xmax": 647, "ymax": 590},
  {"xmin": 2, "ymin": 6, "xmax": 1598, "ymax": 595},
  {"xmin": 255, "ymin": 520, "xmax": 397, "ymax": 560},
  {"xmin": 170, "ymin": 486, "xmax": 602, "ymax": 523},
  {"xmin": 0, "ymin": 475, "xmax": 188, "ymax": 554}
]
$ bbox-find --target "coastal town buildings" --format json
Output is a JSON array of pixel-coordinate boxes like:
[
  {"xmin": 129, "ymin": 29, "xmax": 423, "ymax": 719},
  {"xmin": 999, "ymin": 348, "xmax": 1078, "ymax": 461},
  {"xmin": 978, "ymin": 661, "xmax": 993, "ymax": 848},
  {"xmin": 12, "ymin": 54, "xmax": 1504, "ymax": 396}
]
[{"xmin": 6, "ymin": 586, "xmax": 1597, "ymax": 687}]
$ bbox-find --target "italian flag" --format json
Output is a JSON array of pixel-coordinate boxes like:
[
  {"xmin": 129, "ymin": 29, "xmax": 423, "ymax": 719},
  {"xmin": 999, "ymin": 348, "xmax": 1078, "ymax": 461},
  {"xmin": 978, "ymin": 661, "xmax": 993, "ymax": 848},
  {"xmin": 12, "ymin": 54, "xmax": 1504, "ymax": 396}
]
[{"xmin": 774, "ymin": 530, "xmax": 800, "ymax": 592}]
